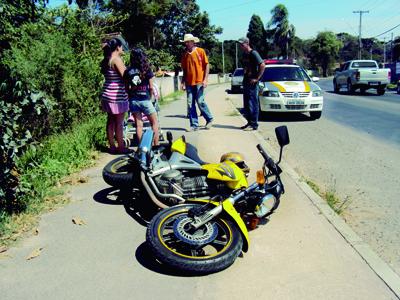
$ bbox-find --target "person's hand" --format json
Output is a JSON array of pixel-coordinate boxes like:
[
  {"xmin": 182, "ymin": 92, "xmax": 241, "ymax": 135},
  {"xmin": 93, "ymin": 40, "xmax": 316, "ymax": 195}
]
[
  {"xmin": 202, "ymin": 80, "xmax": 208, "ymax": 88},
  {"xmin": 250, "ymin": 78, "xmax": 258, "ymax": 85},
  {"xmin": 180, "ymin": 82, "xmax": 186, "ymax": 91}
]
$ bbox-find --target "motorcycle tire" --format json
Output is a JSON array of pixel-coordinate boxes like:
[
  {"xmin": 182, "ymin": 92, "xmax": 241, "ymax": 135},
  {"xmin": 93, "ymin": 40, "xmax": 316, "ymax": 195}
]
[
  {"xmin": 102, "ymin": 156, "xmax": 135, "ymax": 188},
  {"xmin": 146, "ymin": 204, "xmax": 243, "ymax": 275}
]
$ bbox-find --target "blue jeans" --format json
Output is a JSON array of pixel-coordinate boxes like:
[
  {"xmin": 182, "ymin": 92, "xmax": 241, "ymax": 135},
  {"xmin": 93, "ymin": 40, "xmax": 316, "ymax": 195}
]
[
  {"xmin": 243, "ymin": 82, "xmax": 259, "ymax": 129},
  {"xmin": 186, "ymin": 84, "xmax": 213, "ymax": 128}
]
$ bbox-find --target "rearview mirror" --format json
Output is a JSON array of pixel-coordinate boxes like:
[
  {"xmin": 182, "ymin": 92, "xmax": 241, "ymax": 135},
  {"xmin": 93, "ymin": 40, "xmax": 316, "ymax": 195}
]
[
  {"xmin": 312, "ymin": 76, "xmax": 319, "ymax": 82},
  {"xmin": 275, "ymin": 126, "xmax": 290, "ymax": 147}
]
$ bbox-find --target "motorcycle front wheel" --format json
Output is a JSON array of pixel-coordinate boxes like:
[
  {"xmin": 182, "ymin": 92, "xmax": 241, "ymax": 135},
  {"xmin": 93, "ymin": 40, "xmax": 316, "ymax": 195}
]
[
  {"xmin": 146, "ymin": 204, "xmax": 243, "ymax": 274},
  {"xmin": 102, "ymin": 156, "xmax": 136, "ymax": 188}
]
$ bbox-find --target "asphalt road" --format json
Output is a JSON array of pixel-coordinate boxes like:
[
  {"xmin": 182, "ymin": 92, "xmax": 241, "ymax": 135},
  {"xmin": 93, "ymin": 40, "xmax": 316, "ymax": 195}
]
[
  {"xmin": 317, "ymin": 78, "xmax": 400, "ymax": 146},
  {"xmin": 227, "ymin": 81, "xmax": 400, "ymax": 276}
]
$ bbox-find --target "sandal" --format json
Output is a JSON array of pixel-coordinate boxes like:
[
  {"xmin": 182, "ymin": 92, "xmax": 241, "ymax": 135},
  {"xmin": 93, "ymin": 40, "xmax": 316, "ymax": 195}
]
[
  {"xmin": 109, "ymin": 146, "xmax": 117, "ymax": 154},
  {"xmin": 117, "ymin": 147, "xmax": 131, "ymax": 154}
]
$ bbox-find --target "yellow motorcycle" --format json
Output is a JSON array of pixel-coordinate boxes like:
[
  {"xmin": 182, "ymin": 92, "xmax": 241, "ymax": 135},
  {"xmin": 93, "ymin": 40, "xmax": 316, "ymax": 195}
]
[
  {"xmin": 146, "ymin": 126, "xmax": 290, "ymax": 274},
  {"xmin": 103, "ymin": 131, "xmax": 253, "ymax": 209}
]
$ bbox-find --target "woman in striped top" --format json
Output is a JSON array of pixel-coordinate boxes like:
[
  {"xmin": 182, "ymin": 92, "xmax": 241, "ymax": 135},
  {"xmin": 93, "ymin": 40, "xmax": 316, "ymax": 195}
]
[{"xmin": 100, "ymin": 38, "xmax": 129, "ymax": 154}]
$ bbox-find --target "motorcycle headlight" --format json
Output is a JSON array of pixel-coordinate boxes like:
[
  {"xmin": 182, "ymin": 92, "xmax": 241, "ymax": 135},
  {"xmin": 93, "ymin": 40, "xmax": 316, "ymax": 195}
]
[
  {"xmin": 262, "ymin": 90, "xmax": 279, "ymax": 97},
  {"xmin": 312, "ymin": 90, "xmax": 322, "ymax": 97}
]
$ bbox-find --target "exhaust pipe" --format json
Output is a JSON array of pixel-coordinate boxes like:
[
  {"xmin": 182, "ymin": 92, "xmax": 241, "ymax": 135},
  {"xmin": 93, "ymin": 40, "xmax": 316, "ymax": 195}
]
[{"xmin": 140, "ymin": 171, "xmax": 185, "ymax": 209}]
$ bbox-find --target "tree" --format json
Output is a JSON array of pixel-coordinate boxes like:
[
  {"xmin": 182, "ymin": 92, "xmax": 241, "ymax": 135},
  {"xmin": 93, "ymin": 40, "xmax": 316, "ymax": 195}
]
[
  {"xmin": 247, "ymin": 14, "xmax": 267, "ymax": 57},
  {"xmin": 266, "ymin": 4, "xmax": 295, "ymax": 58},
  {"xmin": 310, "ymin": 31, "xmax": 342, "ymax": 77}
]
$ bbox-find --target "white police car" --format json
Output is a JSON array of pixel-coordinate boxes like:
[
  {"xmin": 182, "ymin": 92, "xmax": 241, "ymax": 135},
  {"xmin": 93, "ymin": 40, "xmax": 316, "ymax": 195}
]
[{"xmin": 259, "ymin": 60, "xmax": 323, "ymax": 119}]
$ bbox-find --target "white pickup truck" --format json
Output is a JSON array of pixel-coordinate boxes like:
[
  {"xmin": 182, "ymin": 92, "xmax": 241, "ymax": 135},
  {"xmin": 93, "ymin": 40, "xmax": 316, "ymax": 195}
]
[{"xmin": 333, "ymin": 60, "xmax": 391, "ymax": 95}]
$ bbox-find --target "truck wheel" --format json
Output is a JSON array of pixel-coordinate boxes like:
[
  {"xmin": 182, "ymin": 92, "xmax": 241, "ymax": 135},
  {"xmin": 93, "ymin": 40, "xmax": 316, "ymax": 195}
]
[
  {"xmin": 360, "ymin": 88, "xmax": 367, "ymax": 94},
  {"xmin": 333, "ymin": 80, "xmax": 339, "ymax": 93},
  {"xmin": 347, "ymin": 81, "xmax": 354, "ymax": 94},
  {"xmin": 377, "ymin": 87, "xmax": 385, "ymax": 96}
]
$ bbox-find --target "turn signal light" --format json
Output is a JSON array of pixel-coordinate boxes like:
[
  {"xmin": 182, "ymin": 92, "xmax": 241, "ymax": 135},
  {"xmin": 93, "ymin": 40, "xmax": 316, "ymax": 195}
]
[{"xmin": 256, "ymin": 170, "xmax": 265, "ymax": 184}]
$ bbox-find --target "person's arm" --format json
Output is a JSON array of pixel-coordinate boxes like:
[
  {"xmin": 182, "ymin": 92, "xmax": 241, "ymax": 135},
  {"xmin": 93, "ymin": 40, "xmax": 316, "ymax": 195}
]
[
  {"xmin": 250, "ymin": 51, "xmax": 265, "ymax": 85},
  {"xmin": 203, "ymin": 63, "xmax": 209, "ymax": 88},
  {"xmin": 112, "ymin": 56, "xmax": 126, "ymax": 78},
  {"xmin": 181, "ymin": 70, "xmax": 186, "ymax": 91},
  {"xmin": 149, "ymin": 77, "xmax": 154, "ymax": 99}
]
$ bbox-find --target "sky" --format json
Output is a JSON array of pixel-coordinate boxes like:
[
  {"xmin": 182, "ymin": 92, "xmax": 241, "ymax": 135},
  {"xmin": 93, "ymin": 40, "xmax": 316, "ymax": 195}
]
[
  {"xmin": 49, "ymin": 0, "xmax": 400, "ymax": 41},
  {"xmin": 197, "ymin": 0, "xmax": 400, "ymax": 41}
]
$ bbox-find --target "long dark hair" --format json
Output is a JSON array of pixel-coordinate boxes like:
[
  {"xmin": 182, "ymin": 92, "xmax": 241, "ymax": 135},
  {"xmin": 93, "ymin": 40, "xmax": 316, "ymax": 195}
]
[
  {"xmin": 130, "ymin": 48, "xmax": 150, "ymax": 80},
  {"xmin": 100, "ymin": 38, "xmax": 123, "ymax": 74}
]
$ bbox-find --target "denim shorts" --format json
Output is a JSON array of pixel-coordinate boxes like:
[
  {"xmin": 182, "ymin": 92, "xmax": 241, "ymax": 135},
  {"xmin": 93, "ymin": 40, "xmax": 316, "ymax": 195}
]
[{"xmin": 129, "ymin": 99, "xmax": 156, "ymax": 115}]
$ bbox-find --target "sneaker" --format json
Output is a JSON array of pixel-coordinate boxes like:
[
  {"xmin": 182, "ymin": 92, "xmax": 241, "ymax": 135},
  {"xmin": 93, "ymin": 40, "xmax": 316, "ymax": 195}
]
[
  {"xmin": 240, "ymin": 123, "xmax": 250, "ymax": 129},
  {"xmin": 243, "ymin": 126, "xmax": 257, "ymax": 131},
  {"xmin": 187, "ymin": 127, "xmax": 199, "ymax": 132},
  {"xmin": 205, "ymin": 120, "xmax": 213, "ymax": 129}
]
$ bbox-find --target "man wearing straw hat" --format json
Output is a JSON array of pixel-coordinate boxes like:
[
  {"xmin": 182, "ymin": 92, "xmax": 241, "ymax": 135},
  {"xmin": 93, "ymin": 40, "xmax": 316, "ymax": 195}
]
[{"xmin": 180, "ymin": 33, "xmax": 214, "ymax": 131}]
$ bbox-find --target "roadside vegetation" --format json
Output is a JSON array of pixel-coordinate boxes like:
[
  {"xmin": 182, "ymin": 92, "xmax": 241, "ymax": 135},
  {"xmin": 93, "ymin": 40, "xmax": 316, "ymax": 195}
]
[{"xmin": 305, "ymin": 179, "xmax": 350, "ymax": 215}]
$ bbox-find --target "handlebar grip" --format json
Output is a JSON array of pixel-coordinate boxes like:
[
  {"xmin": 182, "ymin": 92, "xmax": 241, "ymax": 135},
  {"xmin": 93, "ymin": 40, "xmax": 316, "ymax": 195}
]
[
  {"xmin": 256, "ymin": 144, "xmax": 270, "ymax": 161},
  {"xmin": 257, "ymin": 144, "xmax": 278, "ymax": 175}
]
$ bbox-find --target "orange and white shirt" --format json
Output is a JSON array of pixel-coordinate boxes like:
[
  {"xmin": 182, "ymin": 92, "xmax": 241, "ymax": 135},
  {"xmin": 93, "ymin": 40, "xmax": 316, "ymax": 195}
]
[{"xmin": 181, "ymin": 47, "xmax": 209, "ymax": 86}]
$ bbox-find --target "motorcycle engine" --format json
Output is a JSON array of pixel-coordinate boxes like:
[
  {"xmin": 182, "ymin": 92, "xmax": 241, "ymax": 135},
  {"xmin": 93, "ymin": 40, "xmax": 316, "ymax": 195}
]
[{"xmin": 155, "ymin": 169, "xmax": 211, "ymax": 198}]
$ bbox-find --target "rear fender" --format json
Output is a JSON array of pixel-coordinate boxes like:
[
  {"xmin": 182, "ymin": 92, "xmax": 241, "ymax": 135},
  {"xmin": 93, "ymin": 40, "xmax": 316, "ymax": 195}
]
[{"xmin": 187, "ymin": 199, "xmax": 249, "ymax": 252}]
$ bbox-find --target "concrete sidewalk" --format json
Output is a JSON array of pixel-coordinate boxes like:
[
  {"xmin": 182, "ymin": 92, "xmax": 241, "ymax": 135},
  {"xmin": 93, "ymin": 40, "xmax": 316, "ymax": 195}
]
[
  {"xmin": 159, "ymin": 83, "xmax": 399, "ymax": 299},
  {"xmin": 0, "ymin": 83, "xmax": 398, "ymax": 300}
]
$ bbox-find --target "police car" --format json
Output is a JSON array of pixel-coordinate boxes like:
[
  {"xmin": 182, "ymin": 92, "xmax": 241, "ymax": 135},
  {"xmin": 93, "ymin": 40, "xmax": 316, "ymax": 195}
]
[{"xmin": 259, "ymin": 59, "xmax": 323, "ymax": 119}]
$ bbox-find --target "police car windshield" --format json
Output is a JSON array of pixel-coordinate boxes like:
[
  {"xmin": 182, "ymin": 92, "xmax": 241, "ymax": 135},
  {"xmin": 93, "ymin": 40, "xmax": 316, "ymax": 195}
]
[{"xmin": 261, "ymin": 66, "xmax": 310, "ymax": 82}]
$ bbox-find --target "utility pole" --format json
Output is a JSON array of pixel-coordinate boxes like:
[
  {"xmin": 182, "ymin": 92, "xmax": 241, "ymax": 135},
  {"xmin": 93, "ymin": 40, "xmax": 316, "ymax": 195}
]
[
  {"xmin": 235, "ymin": 42, "xmax": 238, "ymax": 69},
  {"xmin": 391, "ymin": 32, "xmax": 394, "ymax": 63},
  {"xmin": 384, "ymin": 37, "xmax": 386, "ymax": 64},
  {"xmin": 353, "ymin": 10, "xmax": 369, "ymax": 59},
  {"xmin": 221, "ymin": 41, "xmax": 225, "ymax": 75}
]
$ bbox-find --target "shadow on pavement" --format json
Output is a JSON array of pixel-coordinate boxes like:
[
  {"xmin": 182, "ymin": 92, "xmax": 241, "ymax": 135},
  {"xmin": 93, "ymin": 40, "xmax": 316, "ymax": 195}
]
[
  {"xmin": 212, "ymin": 124, "xmax": 243, "ymax": 130},
  {"xmin": 135, "ymin": 242, "xmax": 205, "ymax": 277},
  {"xmin": 93, "ymin": 188, "xmax": 159, "ymax": 227},
  {"xmin": 325, "ymin": 90, "xmax": 380, "ymax": 97},
  {"xmin": 225, "ymin": 89, "xmax": 243, "ymax": 95},
  {"xmin": 161, "ymin": 127, "xmax": 187, "ymax": 132},
  {"xmin": 164, "ymin": 114, "xmax": 187, "ymax": 119},
  {"xmin": 234, "ymin": 107, "xmax": 313, "ymax": 122}
]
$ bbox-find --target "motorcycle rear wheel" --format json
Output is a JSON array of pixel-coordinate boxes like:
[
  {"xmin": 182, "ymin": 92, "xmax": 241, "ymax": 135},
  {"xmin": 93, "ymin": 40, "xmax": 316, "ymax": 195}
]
[
  {"xmin": 146, "ymin": 204, "xmax": 243, "ymax": 274},
  {"xmin": 102, "ymin": 156, "xmax": 135, "ymax": 188}
]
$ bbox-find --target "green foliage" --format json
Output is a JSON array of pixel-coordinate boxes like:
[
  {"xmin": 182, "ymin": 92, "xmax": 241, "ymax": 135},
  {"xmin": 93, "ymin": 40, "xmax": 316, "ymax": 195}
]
[
  {"xmin": 247, "ymin": 14, "xmax": 267, "ymax": 57},
  {"xmin": 267, "ymin": 4, "xmax": 296, "ymax": 58},
  {"xmin": 145, "ymin": 48, "xmax": 175, "ymax": 71},
  {"xmin": 0, "ymin": 114, "xmax": 106, "ymax": 240},
  {"xmin": 310, "ymin": 31, "xmax": 342, "ymax": 77}
]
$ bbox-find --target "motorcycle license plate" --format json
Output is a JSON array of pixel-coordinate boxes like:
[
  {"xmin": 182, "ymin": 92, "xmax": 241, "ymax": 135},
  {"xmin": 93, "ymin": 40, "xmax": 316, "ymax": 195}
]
[{"xmin": 287, "ymin": 99, "xmax": 304, "ymax": 105}]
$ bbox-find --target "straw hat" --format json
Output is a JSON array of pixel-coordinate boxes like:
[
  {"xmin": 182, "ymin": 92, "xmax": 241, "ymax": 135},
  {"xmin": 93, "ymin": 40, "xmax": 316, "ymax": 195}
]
[{"xmin": 180, "ymin": 33, "xmax": 200, "ymax": 43}]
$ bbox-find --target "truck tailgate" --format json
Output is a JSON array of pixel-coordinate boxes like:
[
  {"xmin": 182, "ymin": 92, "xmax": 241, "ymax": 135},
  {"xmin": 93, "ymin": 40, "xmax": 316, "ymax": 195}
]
[{"xmin": 359, "ymin": 69, "xmax": 389, "ymax": 83}]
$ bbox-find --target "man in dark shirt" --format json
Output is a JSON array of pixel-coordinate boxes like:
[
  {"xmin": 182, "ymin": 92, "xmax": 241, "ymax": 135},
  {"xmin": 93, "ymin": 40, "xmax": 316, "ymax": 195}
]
[{"xmin": 237, "ymin": 37, "xmax": 265, "ymax": 131}]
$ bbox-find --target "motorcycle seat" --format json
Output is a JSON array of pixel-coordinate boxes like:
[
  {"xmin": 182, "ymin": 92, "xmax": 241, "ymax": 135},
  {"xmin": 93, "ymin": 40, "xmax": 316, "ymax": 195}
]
[{"xmin": 185, "ymin": 143, "xmax": 207, "ymax": 165}]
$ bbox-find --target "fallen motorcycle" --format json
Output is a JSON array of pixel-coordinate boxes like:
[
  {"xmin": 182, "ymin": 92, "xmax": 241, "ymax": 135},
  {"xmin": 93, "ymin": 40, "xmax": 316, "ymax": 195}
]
[
  {"xmin": 146, "ymin": 126, "xmax": 290, "ymax": 274},
  {"xmin": 103, "ymin": 130, "xmax": 253, "ymax": 208}
]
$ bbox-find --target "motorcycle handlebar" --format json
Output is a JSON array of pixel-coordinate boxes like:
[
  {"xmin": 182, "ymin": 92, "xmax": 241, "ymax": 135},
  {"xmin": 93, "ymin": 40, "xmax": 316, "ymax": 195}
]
[{"xmin": 256, "ymin": 144, "xmax": 278, "ymax": 175}]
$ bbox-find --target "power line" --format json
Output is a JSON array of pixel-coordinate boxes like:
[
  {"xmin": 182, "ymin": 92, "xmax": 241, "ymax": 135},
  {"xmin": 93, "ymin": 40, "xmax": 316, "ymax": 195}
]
[{"xmin": 372, "ymin": 23, "xmax": 400, "ymax": 38}]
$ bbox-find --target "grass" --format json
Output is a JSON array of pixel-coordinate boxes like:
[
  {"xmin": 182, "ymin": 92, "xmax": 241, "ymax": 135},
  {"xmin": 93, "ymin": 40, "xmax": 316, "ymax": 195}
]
[
  {"xmin": 226, "ymin": 110, "xmax": 241, "ymax": 116},
  {"xmin": 305, "ymin": 179, "xmax": 350, "ymax": 215},
  {"xmin": 159, "ymin": 90, "xmax": 185, "ymax": 105},
  {"xmin": 0, "ymin": 114, "xmax": 107, "ymax": 247}
]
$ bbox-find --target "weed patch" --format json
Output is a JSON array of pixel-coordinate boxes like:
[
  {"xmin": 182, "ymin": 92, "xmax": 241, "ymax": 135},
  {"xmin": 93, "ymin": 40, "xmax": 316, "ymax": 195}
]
[
  {"xmin": 0, "ymin": 114, "xmax": 106, "ymax": 246},
  {"xmin": 305, "ymin": 179, "xmax": 350, "ymax": 215}
]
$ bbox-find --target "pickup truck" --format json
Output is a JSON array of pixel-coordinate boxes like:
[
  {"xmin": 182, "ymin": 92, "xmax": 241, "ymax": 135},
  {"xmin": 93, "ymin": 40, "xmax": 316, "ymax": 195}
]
[{"xmin": 333, "ymin": 60, "xmax": 391, "ymax": 95}]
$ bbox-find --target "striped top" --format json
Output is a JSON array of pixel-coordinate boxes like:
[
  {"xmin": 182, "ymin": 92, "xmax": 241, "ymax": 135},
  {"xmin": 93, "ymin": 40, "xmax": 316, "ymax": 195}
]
[
  {"xmin": 102, "ymin": 67, "xmax": 128, "ymax": 102},
  {"xmin": 101, "ymin": 63, "xmax": 129, "ymax": 114}
]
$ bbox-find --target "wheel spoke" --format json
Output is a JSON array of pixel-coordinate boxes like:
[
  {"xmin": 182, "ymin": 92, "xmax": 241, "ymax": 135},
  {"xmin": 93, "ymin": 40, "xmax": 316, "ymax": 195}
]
[{"xmin": 210, "ymin": 239, "xmax": 227, "ymax": 246}]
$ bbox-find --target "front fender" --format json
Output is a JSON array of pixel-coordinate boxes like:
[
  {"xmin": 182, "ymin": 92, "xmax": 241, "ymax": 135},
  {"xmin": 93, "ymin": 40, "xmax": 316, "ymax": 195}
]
[{"xmin": 187, "ymin": 199, "xmax": 250, "ymax": 252}]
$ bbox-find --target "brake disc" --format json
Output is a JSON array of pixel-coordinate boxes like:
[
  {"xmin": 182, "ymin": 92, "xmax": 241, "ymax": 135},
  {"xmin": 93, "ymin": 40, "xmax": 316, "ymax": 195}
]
[{"xmin": 173, "ymin": 216, "xmax": 218, "ymax": 246}]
